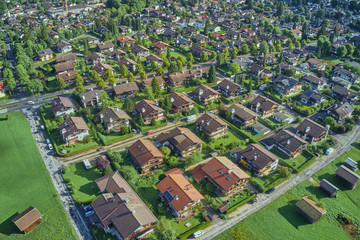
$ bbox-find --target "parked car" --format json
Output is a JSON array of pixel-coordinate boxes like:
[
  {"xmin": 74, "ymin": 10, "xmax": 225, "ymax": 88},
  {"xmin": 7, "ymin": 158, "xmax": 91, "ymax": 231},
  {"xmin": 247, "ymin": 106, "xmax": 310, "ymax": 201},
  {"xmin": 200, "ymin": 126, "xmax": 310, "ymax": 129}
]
[
  {"xmin": 193, "ymin": 230, "xmax": 204, "ymax": 238},
  {"xmin": 85, "ymin": 210, "xmax": 94, "ymax": 217},
  {"xmin": 325, "ymin": 148, "xmax": 334, "ymax": 155},
  {"xmin": 28, "ymin": 101, "xmax": 35, "ymax": 105},
  {"xmin": 46, "ymin": 139, "xmax": 51, "ymax": 144},
  {"xmin": 248, "ymin": 198, "xmax": 257, "ymax": 204},
  {"xmin": 146, "ymin": 130, "xmax": 154, "ymax": 135},
  {"xmin": 48, "ymin": 144, "xmax": 53, "ymax": 150},
  {"xmin": 96, "ymin": 146, "xmax": 104, "ymax": 151},
  {"xmin": 265, "ymin": 187, "xmax": 275, "ymax": 194}
]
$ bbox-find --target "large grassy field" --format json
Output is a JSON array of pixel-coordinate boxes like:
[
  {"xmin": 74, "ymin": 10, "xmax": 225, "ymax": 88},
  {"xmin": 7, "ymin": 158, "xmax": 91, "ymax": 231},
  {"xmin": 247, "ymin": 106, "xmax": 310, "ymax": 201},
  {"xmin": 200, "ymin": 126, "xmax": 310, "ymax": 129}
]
[
  {"xmin": 215, "ymin": 143, "xmax": 360, "ymax": 240},
  {"xmin": 0, "ymin": 112, "xmax": 78, "ymax": 240}
]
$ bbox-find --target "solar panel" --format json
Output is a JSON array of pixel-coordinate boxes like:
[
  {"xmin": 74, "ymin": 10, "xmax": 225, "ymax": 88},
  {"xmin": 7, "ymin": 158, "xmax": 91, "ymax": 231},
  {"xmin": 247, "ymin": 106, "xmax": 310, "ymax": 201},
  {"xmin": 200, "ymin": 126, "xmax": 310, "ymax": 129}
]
[{"xmin": 164, "ymin": 190, "xmax": 174, "ymax": 202}]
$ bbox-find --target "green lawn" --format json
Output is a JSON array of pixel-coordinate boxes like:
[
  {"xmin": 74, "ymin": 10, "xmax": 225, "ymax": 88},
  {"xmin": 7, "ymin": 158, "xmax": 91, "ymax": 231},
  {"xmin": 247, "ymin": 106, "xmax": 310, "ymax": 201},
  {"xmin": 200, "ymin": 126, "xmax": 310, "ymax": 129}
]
[
  {"xmin": 160, "ymin": 51, "xmax": 187, "ymax": 62},
  {"xmin": 215, "ymin": 143, "xmax": 360, "ymax": 240},
  {"xmin": 62, "ymin": 162, "xmax": 103, "ymax": 204},
  {"xmin": 0, "ymin": 112, "xmax": 77, "ymax": 239}
]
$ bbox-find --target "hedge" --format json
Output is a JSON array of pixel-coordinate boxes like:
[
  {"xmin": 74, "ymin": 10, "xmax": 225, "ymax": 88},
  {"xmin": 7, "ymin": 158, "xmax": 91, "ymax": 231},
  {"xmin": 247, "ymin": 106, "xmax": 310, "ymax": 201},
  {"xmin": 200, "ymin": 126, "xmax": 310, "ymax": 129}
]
[
  {"xmin": 225, "ymin": 194, "xmax": 256, "ymax": 215},
  {"xmin": 179, "ymin": 221, "xmax": 211, "ymax": 240},
  {"xmin": 219, "ymin": 116, "xmax": 260, "ymax": 144}
]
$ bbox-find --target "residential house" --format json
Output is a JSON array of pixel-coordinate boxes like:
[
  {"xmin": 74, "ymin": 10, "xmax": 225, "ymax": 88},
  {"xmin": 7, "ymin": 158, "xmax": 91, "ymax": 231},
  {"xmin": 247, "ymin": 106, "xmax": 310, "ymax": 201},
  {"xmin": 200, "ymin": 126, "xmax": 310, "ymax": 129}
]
[
  {"xmin": 145, "ymin": 54, "xmax": 163, "ymax": 66},
  {"xmin": 272, "ymin": 112, "xmax": 293, "ymax": 124},
  {"xmin": 192, "ymin": 34, "xmax": 208, "ymax": 45},
  {"xmin": 225, "ymin": 103, "xmax": 259, "ymax": 126},
  {"xmin": 118, "ymin": 58, "xmax": 137, "ymax": 72},
  {"xmin": 250, "ymin": 64, "xmax": 274, "ymax": 79},
  {"xmin": 300, "ymin": 90, "xmax": 325, "ymax": 106},
  {"xmin": 190, "ymin": 156, "xmax": 250, "ymax": 196},
  {"xmin": 82, "ymin": 36, "xmax": 100, "ymax": 45},
  {"xmin": 79, "ymin": 90, "xmax": 103, "ymax": 108},
  {"xmin": 141, "ymin": 76, "xmax": 165, "ymax": 90},
  {"xmin": 36, "ymin": 48, "xmax": 54, "ymax": 61},
  {"xmin": 119, "ymin": 25, "xmax": 132, "ymax": 34},
  {"xmin": 296, "ymin": 118, "xmax": 328, "ymax": 144},
  {"xmin": 156, "ymin": 168, "xmax": 203, "ymax": 219},
  {"xmin": 333, "ymin": 67, "xmax": 360, "ymax": 83},
  {"xmin": 257, "ymin": 54, "xmax": 277, "ymax": 65},
  {"xmin": 195, "ymin": 113, "xmax": 228, "ymax": 139},
  {"xmin": 113, "ymin": 82, "xmax": 139, "ymax": 100},
  {"xmin": 327, "ymin": 102, "xmax": 354, "ymax": 125},
  {"xmin": 108, "ymin": 49, "xmax": 127, "ymax": 60},
  {"xmin": 273, "ymin": 75, "xmax": 302, "ymax": 96},
  {"xmin": 249, "ymin": 95, "xmax": 278, "ymax": 117},
  {"xmin": 229, "ymin": 57, "xmax": 253, "ymax": 69},
  {"xmin": 167, "ymin": 71, "xmax": 191, "ymax": 87},
  {"xmin": 153, "ymin": 41, "xmax": 169, "ymax": 54},
  {"xmin": 261, "ymin": 129, "xmax": 308, "ymax": 158},
  {"xmin": 59, "ymin": 116, "xmax": 90, "ymax": 144},
  {"xmin": 149, "ymin": 25, "xmax": 165, "ymax": 35},
  {"xmin": 131, "ymin": 45, "xmax": 150, "ymax": 58},
  {"xmin": 292, "ymin": 29, "xmax": 302, "ymax": 38},
  {"xmin": 296, "ymin": 197, "xmax": 326, "ymax": 224},
  {"xmin": 230, "ymin": 143, "xmax": 279, "ymax": 177},
  {"xmin": 134, "ymin": 99, "xmax": 165, "ymax": 124},
  {"xmin": 302, "ymin": 75, "xmax": 327, "ymax": 91},
  {"xmin": 55, "ymin": 53, "xmax": 77, "ymax": 64},
  {"xmin": 96, "ymin": 41, "xmax": 115, "ymax": 53},
  {"xmin": 117, "ymin": 36, "xmax": 136, "ymax": 47},
  {"xmin": 307, "ymin": 58, "xmax": 326, "ymax": 71},
  {"xmin": 192, "ymin": 85, "xmax": 220, "ymax": 105},
  {"xmin": 335, "ymin": 165, "xmax": 360, "ymax": 189},
  {"xmin": 156, "ymin": 127, "xmax": 203, "ymax": 158},
  {"xmin": 332, "ymin": 84, "xmax": 358, "ymax": 102},
  {"xmin": 56, "ymin": 40, "xmax": 72, "ymax": 53},
  {"xmin": 92, "ymin": 172, "xmax": 157, "ymax": 240},
  {"xmin": 54, "ymin": 62, "xmax": 75, "ymax": 85},
  {"xmin": 164, "ymin": 29, "xmax": 180, "ymax": 40},
  {"xmin": 99, "ymin": 107, "xmax": 131, "ymax": 132},
  {"xmin": 190, "ymin": 45, "xmax": 208, "ymax": 58},
  {"xmin": 175, "ymin": 38, "xmax": 192, "ymax": 48},
  {"xmin": 133, "ymin": 32, "xmax": 149, "ymax": 41},
  {"xmin": 51, "ymin": 96, "xmax": 76, "ymax": 117},
  {"xmin": 168, "ymin": 92, "xmax": 195, "ymax": 112},
  {"xmin": 12, "ymin": 207, "xmax": 42, "ymax": 234},
  {"xmin": 216, "ymin": 79, "xmax": 243, "ymax": 97},
  {"xmin": 128, "ymin": 139, "xmax": 164, "ymax": 173},
  {"xmin": 91, "ymin": 63, "xmax": 114, "ymax": 77},
  {"xmin": 84, "ymin": 52, "xmax": 106, "ymax": 65},
  {"xmin": 184, "ymin": 26, "xmax": 199, "ymax": 36}
]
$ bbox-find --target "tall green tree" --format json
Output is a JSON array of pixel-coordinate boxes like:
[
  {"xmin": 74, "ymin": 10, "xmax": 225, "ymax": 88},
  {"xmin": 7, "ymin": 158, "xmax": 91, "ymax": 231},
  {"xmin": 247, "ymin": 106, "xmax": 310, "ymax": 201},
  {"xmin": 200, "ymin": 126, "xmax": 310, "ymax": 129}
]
[
  {"xmin": 207, "ymin": 65, "xmax": 216, "ymax": 83},
  {"xmin": 57, "ymin": 77, "xmax": 67, "ymax": 90},
  {"xmin": 151, "ymin": 77, "xmax": 161, "ymax": 98}
]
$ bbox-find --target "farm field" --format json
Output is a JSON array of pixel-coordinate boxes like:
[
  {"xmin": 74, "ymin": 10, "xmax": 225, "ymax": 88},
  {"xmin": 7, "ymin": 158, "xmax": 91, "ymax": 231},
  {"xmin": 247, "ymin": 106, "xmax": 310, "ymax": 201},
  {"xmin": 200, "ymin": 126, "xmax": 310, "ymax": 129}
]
[
  {"xmin": 214, "ymin": 143, "xmax": 360, "ymax": 240},
  {"xmin": 0, "ymin": 112, "xmax": 77, "ymax": 240}
]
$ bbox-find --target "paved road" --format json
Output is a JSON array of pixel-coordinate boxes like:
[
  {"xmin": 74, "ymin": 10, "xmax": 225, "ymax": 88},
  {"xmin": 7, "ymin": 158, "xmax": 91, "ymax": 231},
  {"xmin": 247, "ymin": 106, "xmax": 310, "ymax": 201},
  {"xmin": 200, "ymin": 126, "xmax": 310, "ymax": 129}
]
[
  {"xmin": 22, "ymin": 108, "xmax": 93, "ymax": 240},
  {"xmin": 199, "ymin": 121, "xmax": 360, "ymax": 240}
]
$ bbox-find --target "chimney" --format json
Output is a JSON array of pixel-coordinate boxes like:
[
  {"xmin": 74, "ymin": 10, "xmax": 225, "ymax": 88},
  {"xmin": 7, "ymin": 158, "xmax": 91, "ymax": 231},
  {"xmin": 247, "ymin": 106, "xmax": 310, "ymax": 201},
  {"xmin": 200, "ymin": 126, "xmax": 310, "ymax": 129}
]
[
  {"xmin": 132, "ymin": 209, "xmax": 136, "ymax": 214},
  {"xmin": 228, "ymin": 169, "xmax": 232, "ymax": 174},
  {"xmin": 287, "ymin": 139, "xmax": 290, "ymax": 145},
  {"xmin": 254, "ymin": 152, "xmax": 257, "ymax": 160},
  {"xmin": 82, "ymin": 95, "xmax": 85, "ymax": 99},
  {"xmin": 175, "ymin": 195, "xmax": 179, "ymax": 200}
]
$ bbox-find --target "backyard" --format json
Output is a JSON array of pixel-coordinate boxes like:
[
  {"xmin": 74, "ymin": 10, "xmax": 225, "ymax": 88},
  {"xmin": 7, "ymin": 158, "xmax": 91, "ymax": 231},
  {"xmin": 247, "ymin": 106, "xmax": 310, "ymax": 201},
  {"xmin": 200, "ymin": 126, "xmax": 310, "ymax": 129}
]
[
  {"xmin": 62, "ymin": 162, "xmax": 103, "ymax": 204},
  {"xmin": 0, "ymin": 112, "xmax": 77, "ymax": 239},
  {"xmin": 214, "ymin": 142, "xmax": 360, "ymax": 240}
]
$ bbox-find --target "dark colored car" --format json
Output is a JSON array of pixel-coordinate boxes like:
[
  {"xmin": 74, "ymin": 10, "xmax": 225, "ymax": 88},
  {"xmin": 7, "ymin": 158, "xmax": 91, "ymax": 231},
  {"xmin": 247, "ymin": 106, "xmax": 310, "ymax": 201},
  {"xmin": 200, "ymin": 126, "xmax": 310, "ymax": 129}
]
[
  {"xmin": 248, "ymin": 198, "xmax": 257, "ymax": 204},
  {"xmin": 265, "ymin": 187, "xmax": 275, "ymax": 194}
]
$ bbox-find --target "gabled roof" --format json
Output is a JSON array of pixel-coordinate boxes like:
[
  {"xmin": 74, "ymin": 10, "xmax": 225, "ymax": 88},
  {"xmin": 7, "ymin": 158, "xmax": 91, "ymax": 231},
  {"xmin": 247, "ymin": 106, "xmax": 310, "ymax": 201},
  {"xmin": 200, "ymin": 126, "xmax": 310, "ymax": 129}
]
[
  {"xmin": 168, "ymin": 92, "xmax": 194, "ymax": 109},
  {"xmin": 54, "ymin": 62, "xmax": 75, "ymax": 73},
  {"xmin": 156, "ymin": 168, "xmax": 203, "ymax": 212},
  {"xmin": 226, "ymin": 103, "xmax": 259, "ymax": 122},
  {"xmin": 217, "ymin": 79, "xmax": 242, "ymax": 92},
  {"xmin": 319, "ymin": 179, "xmax": 338, "ymax": 195},
  {"xmin": 113, "ymin": 82, "xmax": 139, "ymax": 96},
  {"xmin": 271, "ymin": 129, "xmax": 307, "ymax": 152},
  {"xmin": 128, "ymin": 139, "xmax": 164, "ymax": 167},
  {"xmin": 156, "ymin": 127, "xmax": 203, "ymax": 152},
  {"xmin": 99, "ymin": 107, "xmax": 131, "ymax": 125},
  {"xmin": 59, "ymin": 116, "xmax": 89, "ymax": 139},
  {"xmin": 197, "ymin": 156, "xmax": 250, "ymax": 192},
  {"xmin": 55, "ymin": 53, "xmax": 76, "ymax": 63},
  {"xmin": 134, "ymin": 99, "xmax": 164, "ymax": 119},
  {"xmin": 97, "ymin": 41, "xmax": 115, "ymax": 50},
  {"xmin": 51, "ymin": 96, "xmax": 76, "ymax": 115},
  {"xmin": 12, "ymin": 207, "xmax": 42, "ymax": 232},
  {"xmin": 296, "ymin": 118, "xmax": 327, "ymax": 139},
  {"xmin": 195, "ymin": 113, "xmax": 228, "ymax": 135},
  {"xmin": 193, "ymin": 85, "xmax": 219, "ymax": 99},
  {"xmin": 296, "ymin": 196, "xmax": 326, "ymax": 222},
  {"xmin": 250, "ymin": 95, "xmax": 278, "ymax": 112},
  {"xmin": 336, "ymin": 165, "xmax": 360, "ymax": 185}
]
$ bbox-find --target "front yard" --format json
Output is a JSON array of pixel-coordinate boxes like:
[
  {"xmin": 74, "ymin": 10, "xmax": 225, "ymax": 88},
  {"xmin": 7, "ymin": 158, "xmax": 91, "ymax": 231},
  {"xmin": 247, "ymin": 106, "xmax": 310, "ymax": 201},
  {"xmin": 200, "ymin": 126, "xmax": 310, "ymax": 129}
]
[{"xmin": 62, "ymin": 162, "xmax": 103, "ymax": 204}]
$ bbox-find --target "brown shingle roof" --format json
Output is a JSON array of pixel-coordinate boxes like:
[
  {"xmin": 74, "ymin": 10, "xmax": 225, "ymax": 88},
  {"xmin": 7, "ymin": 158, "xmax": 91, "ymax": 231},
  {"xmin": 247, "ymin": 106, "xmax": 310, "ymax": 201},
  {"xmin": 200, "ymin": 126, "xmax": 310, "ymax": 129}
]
[
  {"xmin": 97, "ymin": 41, "xmax": 115, "ymax": 50},
  {"xmin": 168, "ymin": 92, "xmax": 194, "ymax": 109},
  {"xmin": 134, "ymin": 99, "xmax": 164, "ymax": 119},
  {"xmin": 296, "ymin": 196, "xmax": 326, "ymax": 222},
  {"xmin": 55, "ymin": 53, "xmax": 77, "ymax": 63},
  {"xmin": 54, "ymin": 62, "xmax": 75, "ymax": 73},
  {"xmin": 113, "ymin": 82, "xmax": 139, "ymax": 96},
  {"xmin": 99, "ymin": 107, "xmax": 131, "ymax": 125},
  {"xmin": 128, "ymin": 139, "xmax": 164, "ymax": 167},
  {"xmin": 226, "ymin": 103, "xmax": 259, "ymax": 121},
  {"xmin": 156, "ymin": 127, "xmax": 203, "ymax": 152},
  {"xmin": 336, "ymin": 165, "xmax": 360, "ymax": 186},
  {"xmin": 296, "ymin": 118, "xmax": 327, "ymax": 139},
  {"xmin": 51, "ymin": 96, "xmax": 76, "ymax": 115},
  {"xmin": 156, "ymin": 168, "xmax": 203, "ymax": 212},
  {"xmin": 198, "ymin": 156, "xmax": 250, "ymax": 192},
  {"xmin": 59, "ymin": 116, "xmax": 89, "ymax": 139},
  {"xmin": 193, "ymin": 84, "xmax": 219, "ymax": 99},
  {"xmin": 234, "ymin": 143, "xmax": 278, "ymax": 170},
  {"xmin": 250, "ymin": 95, "xmax": 278, "ymax": 112},
  {"xmin": 12, "ymin": 207, "xmax": 42, "ymax": 232},
  {"xmin": 195, "ymin": 113, "xmax": 228, "ymax": 135}
]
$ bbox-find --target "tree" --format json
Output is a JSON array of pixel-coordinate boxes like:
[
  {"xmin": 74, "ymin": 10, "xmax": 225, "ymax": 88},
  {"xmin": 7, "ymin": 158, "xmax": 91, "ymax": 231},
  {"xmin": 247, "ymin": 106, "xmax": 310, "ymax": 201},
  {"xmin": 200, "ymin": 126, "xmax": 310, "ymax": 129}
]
[
  {"xmin": 57, "ymin": 77, "xmax": 67, "ymax": 90},
  {"xmin": 207, "ymin": 65, "xmax": 216, "ymax": 83},
  {"xmin": 325, "ymin": 117, "xmax": 337, "ymax": 130},
  {"xmin": 285, "ymin": 68, "xmax": 295, "ymax": 77},
  {"xmin": 230, "ymin": 47, "xmax": 239, "ymax": 59},
  {"xmin": 259, "ymin": 41, "xmax": 268, "ymax": 55},
  {"xmin": 97, "ymin": 78, "xmax": 106, "ymax": 89},
  {"xmin": 240, "ymin": 43, "xmax": 249, "ymax": 54},
  {"xmin": 6, "ymin": 78, "xmax": 16, "ymax": 92},
  {"xmin": 96, "ymin": 157, "xmax": 111, "ymax": 171},
  {"xmin": 123, "ymin": 98, "xmax": 134, "ymax": 113},
  {"xmin": 144, "ymin": 85, "xmax": 154, "ymax": 100},
  {"xmin": 109, "ymin": 76, "xmax": 116, "ymax": 86},
  {"xmin": 156, "ymin": 66, "xmax": 164, "ymax": 76},
  {"xmin": 90, "ymin": 70, "xmax": 101, "ymax": 83},
  {"xmin": 102, "ymin": 166, "xmax": 113, "ymax": 176},
  {"xmin": 75, "ymin": 84, "xmax": 85, "ymax": 94},
  {"xmin": 104, "ymin": 68, "xmax": 114, "ymax": 82},
  {"xmin": 159, "ymin": 146, "xmax": 171, "ymax": 157},
  {"xmin": 151, "ymin": 118, "xmax": 156, "ymax": 126},
  {"xmin": 164, "ymin": 96, "xmax": 172, "ymax": 112},
  {"xmin": 187, "ymin": 61, "xmax": 193, "ymax": 70},
  {"xmin": 27, "ymin": 79, "xmax": 43, "ymax": 94},
  {"xmin": 83, "ymin": 38, "xmax": 90, "ymax": 56},
  {"xmin": 200, "ymin": 51, "xmax": 208, "ymax": 62},
  {"xmin": 154, "ymin": 217, "xmax": 176, "ymax": 240},
  {"xmin": 120, "ymin": 65, "xmax": 128, "ymax": 77},
  {"xmin": 139, "ymin": 70, "xmax": 147, "ymax": 79},
  {"xmin": 127, "ymin": 72, "xmax": 135, "ymax": 82},
  {"xmin": 337, "ymin": 45, "xmax": 347, "ymax": 58},
  {"xmin": 229, "ymin": 63, "xmax": 240, "ymax": 76},
  {"xmin": 345, "ymin": 44, "xmax": 354, "ymax": 56},
  {"xmin": 295, "ymin": 116, "xmax": 303, "ymax": 123},
  {"xmin": 151, "ymin": 77, "xmax": 161, "ymax": 98},
  {"xmin": 139, "ymin": 113, "xmax": 144, "ymax": 126},
  {"xmin": 279, "ymin": 166, "xmax": 292, "ymax": 178},
  {"xmin": 187, "ymin": 52, "xmax": 194, "ymax": 63},
  {"xmin": 250, "ymin": 43, "xmax": 257, "ymax": 56}
]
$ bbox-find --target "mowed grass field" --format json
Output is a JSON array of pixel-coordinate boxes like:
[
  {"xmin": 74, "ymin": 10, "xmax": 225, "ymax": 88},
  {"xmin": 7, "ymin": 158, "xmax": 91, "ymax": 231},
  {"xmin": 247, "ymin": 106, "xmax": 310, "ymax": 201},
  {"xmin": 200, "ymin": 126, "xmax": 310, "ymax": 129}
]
[
  {"xmin": 215, "ymin": 143, "xmax": 360, "ymax": 240},
  {"xmin": 0, "ymin": 112, "xmax": 77, "ymax": 240}
]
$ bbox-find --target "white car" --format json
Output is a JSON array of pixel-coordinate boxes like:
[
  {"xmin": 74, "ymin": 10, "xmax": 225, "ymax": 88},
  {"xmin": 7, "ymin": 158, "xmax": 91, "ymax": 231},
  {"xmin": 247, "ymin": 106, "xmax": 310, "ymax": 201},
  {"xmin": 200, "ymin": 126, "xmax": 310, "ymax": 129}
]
[
  {"xmin": 193, "ymin": 230, "xmax": 204, "ymax": 238},
  {"xmin": 48, "ymin": 144, "xmax": 53, "ymax": 150},
  {"xmin": 28, "ymin": 101, "xmax": 35, "ymax": 105},
  {"xmin": 46, "ymin": 139, "xmax": 51, "ymax": 144},
  {"xmin": 326, "ymin": 148, "xmax": 334, "ymax": 155}
]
